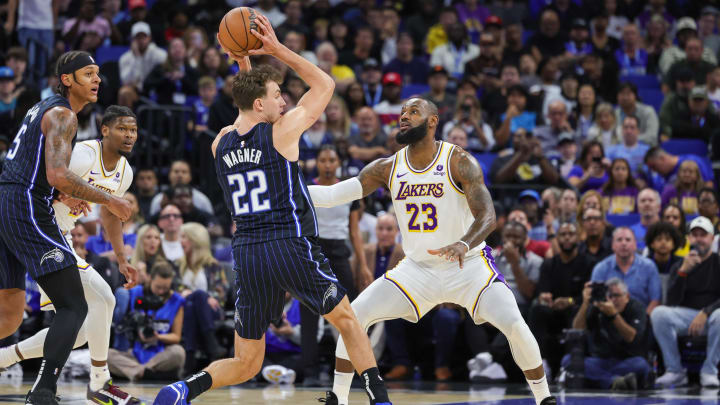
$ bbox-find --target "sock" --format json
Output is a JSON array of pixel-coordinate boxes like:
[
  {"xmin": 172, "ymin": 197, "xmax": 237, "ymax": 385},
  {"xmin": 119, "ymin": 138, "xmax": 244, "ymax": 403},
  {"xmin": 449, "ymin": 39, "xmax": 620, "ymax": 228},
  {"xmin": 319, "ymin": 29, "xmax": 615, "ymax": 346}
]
[
  {"xmin": 527, "ymin": 375, "xmax": 551, "ymax": 405},
  {"xmin": 185, "ymin": 371, "xmax": 213, "ymax": 401},
  {"xmin": 333, "ymin": 370, "xmax": 354, "ymax": 405},
  {"xmin": 90, "ymin": 365, "xmax": 111, "ymax": 391},
  {"xmin": 31, "ymin": 359, "xmax": 63, "ymax": 393},
  {"xmin": 0, "ymin": 345, "xmax": 21, "ymax": 368},
  {"xmin": 359, "ymin": 367, "xmax": 390, "ymax": 405}
]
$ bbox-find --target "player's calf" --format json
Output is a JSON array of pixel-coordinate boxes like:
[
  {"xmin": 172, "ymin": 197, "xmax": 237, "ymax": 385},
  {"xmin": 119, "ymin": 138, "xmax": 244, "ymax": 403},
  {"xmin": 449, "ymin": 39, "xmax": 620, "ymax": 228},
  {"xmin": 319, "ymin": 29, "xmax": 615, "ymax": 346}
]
[{"xmin": 324, "ymin": 299, "xmax": 391, "ymax": 405}]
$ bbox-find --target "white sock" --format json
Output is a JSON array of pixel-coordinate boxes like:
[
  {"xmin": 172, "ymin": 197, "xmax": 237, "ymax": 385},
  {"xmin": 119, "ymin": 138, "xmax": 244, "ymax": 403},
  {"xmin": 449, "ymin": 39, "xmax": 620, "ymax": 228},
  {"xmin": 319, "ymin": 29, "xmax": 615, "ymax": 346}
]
[
  {"xmin": 0, "ymin": 345, "xmax": 21, "ymax": 368},
  {"xmin": 90, "ymin": 365, "xmax": 111, "ymax": 391},
  {"xmin": 527, "ymin": 375, "xmax": 551, "ymax": 405},
  {"xmin": 17, "ymin": 329, "xmax": 49, "ymax": 359},
  {"xmin": 333, "ymin": 370, "xmax": 354, "ymax": 405}
]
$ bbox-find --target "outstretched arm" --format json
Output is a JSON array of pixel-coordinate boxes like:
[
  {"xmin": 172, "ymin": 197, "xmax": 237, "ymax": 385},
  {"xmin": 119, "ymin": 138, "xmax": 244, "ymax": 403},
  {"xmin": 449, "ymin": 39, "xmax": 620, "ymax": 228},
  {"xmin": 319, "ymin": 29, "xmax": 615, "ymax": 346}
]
[
  {"xmin": 308, "ymin": 157, "xmax": 393, "ymax": 208},
  {"xmin": 42, "ymin": 107, "xmax": 131, "ymax": 221},
  {"xmin": 428, "ymin": 147, "xmax": 496, "ymax": 268},
  {"xmin": 100, "ymin": 205, "xmax": 138, "ymax": 288},
  {"xmin": 246, "ymin": 15, "xmax": 334, "ymax": 145}
]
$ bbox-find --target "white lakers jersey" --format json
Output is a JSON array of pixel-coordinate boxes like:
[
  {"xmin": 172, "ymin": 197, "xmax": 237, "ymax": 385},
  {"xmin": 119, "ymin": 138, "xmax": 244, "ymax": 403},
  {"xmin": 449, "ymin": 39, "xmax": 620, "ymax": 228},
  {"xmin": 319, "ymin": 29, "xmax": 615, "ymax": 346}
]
[
  {"xmin": 53, "ymin": 140, "xmax": 133, "ymax": 232},
  {"xmin": 388, "ymin": 141, "xmax": 485, "ymax": 269}
]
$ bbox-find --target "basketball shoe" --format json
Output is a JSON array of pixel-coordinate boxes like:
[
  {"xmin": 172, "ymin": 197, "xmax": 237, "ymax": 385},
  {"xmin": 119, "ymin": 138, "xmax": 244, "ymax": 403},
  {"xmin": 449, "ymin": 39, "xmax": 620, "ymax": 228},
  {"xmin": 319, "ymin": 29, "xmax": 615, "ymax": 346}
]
[
  {"xmin": 87, "ymin": 379, "xmax": 145, "ymax": 405},
  {"xmin": 153, "ymin": 381, "xmax": 190, "ymax": 405}
]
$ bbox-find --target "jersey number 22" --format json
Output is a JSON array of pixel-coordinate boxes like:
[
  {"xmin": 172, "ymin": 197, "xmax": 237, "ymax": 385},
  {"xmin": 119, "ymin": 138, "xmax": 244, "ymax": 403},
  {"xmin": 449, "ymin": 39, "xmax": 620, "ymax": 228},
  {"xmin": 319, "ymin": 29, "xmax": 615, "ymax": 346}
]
[{"xmin": 227, "ymin": 170, "xmax": 270, "ymax": 215}]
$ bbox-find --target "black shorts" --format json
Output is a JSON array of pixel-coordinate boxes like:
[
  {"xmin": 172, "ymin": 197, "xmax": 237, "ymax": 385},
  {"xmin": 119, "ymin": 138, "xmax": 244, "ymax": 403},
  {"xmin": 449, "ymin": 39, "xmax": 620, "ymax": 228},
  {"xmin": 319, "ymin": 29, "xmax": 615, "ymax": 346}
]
[
  {"xmin": 0, "ymin": 186, "xmax": 76, "ymax": 290},
  {"xmin": 232, "ymin": 236, "xmax": 346, "ymax": 340}
]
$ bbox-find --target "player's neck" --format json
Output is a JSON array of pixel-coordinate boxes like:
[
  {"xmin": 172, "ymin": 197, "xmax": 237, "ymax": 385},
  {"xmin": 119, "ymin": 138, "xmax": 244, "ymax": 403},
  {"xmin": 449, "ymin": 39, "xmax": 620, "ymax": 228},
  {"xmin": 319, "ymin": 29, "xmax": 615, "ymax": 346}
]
[
  {"xmin": 406, "ymin": 138, "xmax": 439, "ymax": 169},
  {"xmin": 100, "ymin": 141, "xmax": 122, "ymax": 173},
  {"xmin": 67, "ymin": 92, "xmax": 89, "ymax": 115},
  {"xmin": 234, "ymin": 111, "xmax": 266, "ymax": 134}
]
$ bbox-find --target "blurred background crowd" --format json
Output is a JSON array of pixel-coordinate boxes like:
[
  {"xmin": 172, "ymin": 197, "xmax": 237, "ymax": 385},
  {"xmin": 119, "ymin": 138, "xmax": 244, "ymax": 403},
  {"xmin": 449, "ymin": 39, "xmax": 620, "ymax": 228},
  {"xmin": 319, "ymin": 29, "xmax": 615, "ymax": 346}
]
[{"xmin": 1, "ymin": 0, "xmax": 720, "ymax": 393}]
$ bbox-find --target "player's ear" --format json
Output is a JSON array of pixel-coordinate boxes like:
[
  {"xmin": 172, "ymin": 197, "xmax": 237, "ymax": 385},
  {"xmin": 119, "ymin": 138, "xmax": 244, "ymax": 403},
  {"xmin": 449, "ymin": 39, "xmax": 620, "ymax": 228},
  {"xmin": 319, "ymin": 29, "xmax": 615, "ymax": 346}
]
[
  {"xmin": 429, "ymin": 113, "xmax": 439, "ymax": 129},
  {"xmin": 254, "ymin": 97, "xmax": 263, "ymax": 113},
  {"xmin": 101, "ymin": 124, "xmax": 109, "ymax": 138},
  {"xmin": 60, "ymin": 73, "xmax": 72, "ymax": 88}
]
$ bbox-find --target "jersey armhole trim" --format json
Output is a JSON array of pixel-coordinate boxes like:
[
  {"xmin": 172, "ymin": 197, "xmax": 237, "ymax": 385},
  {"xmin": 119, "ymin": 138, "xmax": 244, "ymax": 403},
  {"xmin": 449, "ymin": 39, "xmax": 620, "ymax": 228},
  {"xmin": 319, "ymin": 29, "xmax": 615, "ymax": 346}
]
[
  {"xmin": 446, "ymin": 145, "xmax": 464, "ymax": 195},
  {"xmin": 76, "ymin": 143, "xmax": 95, "ymax": 179},
  {"xmin": 387, "ymin": 151, "xmax": 399, "ymax": 192},
  {"xmin": 117, "ymin": 158, "xmax": 128, "ymax": 194}
]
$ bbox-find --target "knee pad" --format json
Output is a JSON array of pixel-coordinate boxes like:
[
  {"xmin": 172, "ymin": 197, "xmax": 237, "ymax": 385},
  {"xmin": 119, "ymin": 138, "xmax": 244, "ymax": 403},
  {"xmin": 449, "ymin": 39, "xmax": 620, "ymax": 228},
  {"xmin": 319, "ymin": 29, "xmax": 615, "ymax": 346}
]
[
  {"xmin": 335, "ymin": 335, "xmax": 350, "ymax": 361},
  {"xmin": 507, "ymin": 319, "xmax": 542, "ymax": 371}
]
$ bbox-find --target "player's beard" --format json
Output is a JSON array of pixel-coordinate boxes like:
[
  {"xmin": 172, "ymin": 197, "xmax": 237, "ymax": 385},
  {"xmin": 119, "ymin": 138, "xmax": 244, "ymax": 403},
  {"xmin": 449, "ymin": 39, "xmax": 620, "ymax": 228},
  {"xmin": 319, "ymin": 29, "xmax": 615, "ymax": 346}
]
[
  {"xmin": 397, "ymin": 119, "xmax": 428, "ymax": 145},
  {"xmin": 119, "ymin": 150, "xmax": 132, "ymax": 159}
]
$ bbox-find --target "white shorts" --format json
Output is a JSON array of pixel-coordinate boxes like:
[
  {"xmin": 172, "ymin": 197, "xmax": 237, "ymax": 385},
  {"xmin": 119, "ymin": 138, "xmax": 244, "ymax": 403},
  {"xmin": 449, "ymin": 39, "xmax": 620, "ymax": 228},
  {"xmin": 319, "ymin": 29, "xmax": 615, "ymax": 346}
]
[
  {"xmin": 39, "ymin": 233, "xmax": 93, "ymax": 311},
  {"xmin": 382, "ymin": 245, "xmax": 504, "ymax": 323}
]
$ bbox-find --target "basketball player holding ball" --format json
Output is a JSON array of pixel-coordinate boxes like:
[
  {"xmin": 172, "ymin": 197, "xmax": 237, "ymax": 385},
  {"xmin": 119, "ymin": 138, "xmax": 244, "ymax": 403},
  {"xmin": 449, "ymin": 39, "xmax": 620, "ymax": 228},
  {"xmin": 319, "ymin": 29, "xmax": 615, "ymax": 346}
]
[{"xmin": 153, "ymin": 10, "xmax": 391, "ymax": 405}]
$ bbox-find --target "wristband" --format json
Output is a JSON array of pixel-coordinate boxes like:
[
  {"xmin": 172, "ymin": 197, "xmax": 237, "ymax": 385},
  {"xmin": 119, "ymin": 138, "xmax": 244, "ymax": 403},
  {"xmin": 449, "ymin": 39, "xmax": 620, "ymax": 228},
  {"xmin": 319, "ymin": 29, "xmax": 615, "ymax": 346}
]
[
  {"xmin": 458, "ymin": 240, "xmax": 470, "ymax": 252},
  {"xmin": 568, "ymin": 297, "xmax": 574, "ymax": 305}
]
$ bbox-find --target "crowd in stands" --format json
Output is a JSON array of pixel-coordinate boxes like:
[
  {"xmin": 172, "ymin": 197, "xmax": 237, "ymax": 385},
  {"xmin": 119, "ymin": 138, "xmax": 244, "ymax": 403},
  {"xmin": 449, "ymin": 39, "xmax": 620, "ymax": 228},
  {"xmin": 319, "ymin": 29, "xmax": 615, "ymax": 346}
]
[{"xmin": 1, "ymin": 0, "xmax": 720, "ymax": 392}]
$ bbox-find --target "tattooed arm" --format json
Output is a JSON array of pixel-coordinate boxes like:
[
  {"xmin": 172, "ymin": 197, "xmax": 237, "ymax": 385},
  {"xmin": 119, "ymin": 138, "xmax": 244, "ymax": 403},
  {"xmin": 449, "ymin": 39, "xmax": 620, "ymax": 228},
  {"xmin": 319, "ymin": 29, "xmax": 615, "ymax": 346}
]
[
  {"xmin": 42, "ymin": 107, "xmax": 132, "ymax": 221},
  {"xmin": 427, "ymin": 147, "xmax": 496, "ymax": 268},
  {"xmin": 308, "ymin": 156, "xmax": 394, "ymax": 208}
]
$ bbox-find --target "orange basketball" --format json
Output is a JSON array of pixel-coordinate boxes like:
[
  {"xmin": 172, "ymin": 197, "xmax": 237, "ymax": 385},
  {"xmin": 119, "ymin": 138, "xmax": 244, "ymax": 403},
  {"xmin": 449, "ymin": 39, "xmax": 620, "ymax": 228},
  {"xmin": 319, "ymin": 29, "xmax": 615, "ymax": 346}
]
[{"xmin": 217, "ymin": 7, "xmax": 263, "ymax": 55}]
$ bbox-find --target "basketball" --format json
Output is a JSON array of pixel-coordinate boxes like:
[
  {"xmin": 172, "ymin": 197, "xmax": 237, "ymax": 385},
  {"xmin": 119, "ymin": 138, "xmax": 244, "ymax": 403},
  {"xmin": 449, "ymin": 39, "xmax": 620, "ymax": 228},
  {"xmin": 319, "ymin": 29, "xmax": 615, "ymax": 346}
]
[{"xmin": 218, "ymin": 7, "xmax": 263, "ymax": 55}]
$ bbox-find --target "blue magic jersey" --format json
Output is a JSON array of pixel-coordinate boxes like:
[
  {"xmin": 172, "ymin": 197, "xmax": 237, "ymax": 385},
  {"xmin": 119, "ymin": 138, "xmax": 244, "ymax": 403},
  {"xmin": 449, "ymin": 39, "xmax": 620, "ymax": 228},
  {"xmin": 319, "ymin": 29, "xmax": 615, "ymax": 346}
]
[
  {"xmin": 214, "ymin": 122, "xmax": 318, "ymax": 245},
  {"xmin": 0, "ymin": 95, "xmax": 72, "ymax": 199}
]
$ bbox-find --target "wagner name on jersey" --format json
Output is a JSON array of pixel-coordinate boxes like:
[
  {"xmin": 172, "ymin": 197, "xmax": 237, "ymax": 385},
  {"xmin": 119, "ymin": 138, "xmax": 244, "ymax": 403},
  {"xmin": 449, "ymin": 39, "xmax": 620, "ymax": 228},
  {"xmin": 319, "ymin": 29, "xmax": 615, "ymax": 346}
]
[
  {"xmin": 388, "ymin": 141, "xmax": 485, "ymax": 269},
  {"xmin": 53, "ymin": 140, "xmax": 133, "ymax": 233}
]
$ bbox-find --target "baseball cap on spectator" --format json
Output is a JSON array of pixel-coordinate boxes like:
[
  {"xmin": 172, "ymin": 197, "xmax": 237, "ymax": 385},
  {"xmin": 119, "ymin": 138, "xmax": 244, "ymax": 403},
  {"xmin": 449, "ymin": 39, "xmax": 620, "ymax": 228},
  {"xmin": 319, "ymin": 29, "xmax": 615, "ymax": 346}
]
[
  {"xmin": 689, "ymin": 216, "xmax": 714, "ymax": 234},
  {"xmin": 363, "ymin": 58, "xmax": 380, "ymax": 71},
  {"xmin": 129, "ymin": 0, "xmax": 147, "ymax": 10},
  {"xmin": 558, "ymin": 132, "xmax": 575, "ymax": 145},
  {"xmin": 0, "ymin": 67, "xmax": 15, "ymax": 80},
  {"xmin": 690, "ymin": 86, "xmax": 708, "ymax": 100},
  {"xmin": 484, "ymin": 15, "xmax": 503, "ymax": 28},
  {"xmin": 571, "ymin": 18, "xmax": 588, "ymax": 30},
  {"xmin": 676, "ymin": 17, "xmax": 698, "ymax": 33},
  {"xmin": 131, "ymin": 22, "xmax": 151, "ymax": 38},
  {"xmin": 382, "ymin": 72, "xmax": 402, "ymax": 87},
  {"xmin": 507, "ymin": 83, "xmax": 528, "ymax": 98},
  {"xmin": 429, "ymin": 65, "xmax": 448, "ymax": 77},
  {"xmin": 518, "ymin": 190, "xmax": 541, "ymax": 204},
  {"xmin": 702, "ymin": 6, "xmax": 720, "ymax": 16}
]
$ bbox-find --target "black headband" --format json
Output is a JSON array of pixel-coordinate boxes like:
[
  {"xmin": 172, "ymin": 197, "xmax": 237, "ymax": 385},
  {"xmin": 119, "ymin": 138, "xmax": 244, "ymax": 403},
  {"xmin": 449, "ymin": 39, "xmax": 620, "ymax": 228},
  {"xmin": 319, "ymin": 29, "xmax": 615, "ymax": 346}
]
[{"xmin": 58, "ymin": 54, "xmax": 98, "ymax": 77}]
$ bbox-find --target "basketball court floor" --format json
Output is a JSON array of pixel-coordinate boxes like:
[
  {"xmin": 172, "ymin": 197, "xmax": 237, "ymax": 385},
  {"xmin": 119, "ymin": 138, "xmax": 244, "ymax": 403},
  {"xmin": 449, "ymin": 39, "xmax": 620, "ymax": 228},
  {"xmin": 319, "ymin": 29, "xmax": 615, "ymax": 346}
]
[{"xmin": 0, "ymin": 380, "xmax": 718, "ymax": 404}]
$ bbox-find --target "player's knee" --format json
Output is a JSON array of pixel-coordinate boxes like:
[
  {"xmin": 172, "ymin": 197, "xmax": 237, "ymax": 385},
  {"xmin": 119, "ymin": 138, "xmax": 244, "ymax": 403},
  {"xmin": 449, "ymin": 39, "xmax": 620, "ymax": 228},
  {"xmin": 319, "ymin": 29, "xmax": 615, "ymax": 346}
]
[{"xmin": 0, "ymin": 309, "xmax": 23, "ymax": 337}]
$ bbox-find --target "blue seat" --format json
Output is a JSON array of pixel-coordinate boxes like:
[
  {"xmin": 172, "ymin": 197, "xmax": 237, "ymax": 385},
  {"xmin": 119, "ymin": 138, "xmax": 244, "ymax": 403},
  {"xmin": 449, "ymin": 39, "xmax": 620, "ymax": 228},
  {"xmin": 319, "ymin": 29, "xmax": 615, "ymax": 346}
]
[
  {"xmin": 620, "ymin": 75, "xmax": 661, "ymax": 89},
  {"xmin": 401, "ymin": 84, "xmax": 430, "ymax": 99},
  {"xmin": 95, "ymin": 45, "xmax": 129, "ymax": 65},
  {"xmin": 638, "ymin": 89, "xmax": 664, "ymax": 112},
  {"xmin": 661, "ymin": 139, "xmax": 709, "ymax": 158},
  {"xmin": 606, "ymin": 213, "xmax": 640, "ymax": 228}
]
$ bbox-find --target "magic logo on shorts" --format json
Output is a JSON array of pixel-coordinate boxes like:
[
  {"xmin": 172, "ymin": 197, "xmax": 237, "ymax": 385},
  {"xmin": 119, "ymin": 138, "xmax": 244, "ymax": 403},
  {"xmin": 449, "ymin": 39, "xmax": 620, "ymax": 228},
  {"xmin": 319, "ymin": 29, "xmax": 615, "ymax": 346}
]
[
  {"xmin": 394, "ymin": 181, "xmax": 444, "ymax": 200},
  {"xmin": 39, "ymin": 248, "xmax": 64, "ymax": 265},
  {"xmin": 323, "ymin": 283, "xmax": 338, "ymax": 308}
]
